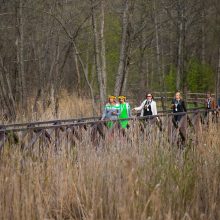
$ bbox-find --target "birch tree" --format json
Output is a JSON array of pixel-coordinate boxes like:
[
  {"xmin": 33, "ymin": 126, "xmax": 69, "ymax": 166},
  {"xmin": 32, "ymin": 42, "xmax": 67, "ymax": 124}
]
[{"xmin": 91, "ymin": 0, "xmax": 107, "ymax": 107}]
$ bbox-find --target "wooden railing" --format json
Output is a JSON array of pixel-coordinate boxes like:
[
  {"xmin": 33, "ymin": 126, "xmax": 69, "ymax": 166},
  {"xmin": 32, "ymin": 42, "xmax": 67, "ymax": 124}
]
[{"xmin": 0, "ymin": 108, "xmax": 218, "ymax": 151}]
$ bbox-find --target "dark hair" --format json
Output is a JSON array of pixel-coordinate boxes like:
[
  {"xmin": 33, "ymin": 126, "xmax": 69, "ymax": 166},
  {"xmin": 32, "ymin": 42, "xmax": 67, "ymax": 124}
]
[{"xmin": 146, "ymin": 92, "xmax": 154, "ymax": 99}]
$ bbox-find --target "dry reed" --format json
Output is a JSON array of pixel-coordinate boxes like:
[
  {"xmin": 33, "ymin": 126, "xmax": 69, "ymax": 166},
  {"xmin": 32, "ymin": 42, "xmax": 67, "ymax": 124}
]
[{"xmin": 0, "ymin": 96, "xmax": 220, "ymax": 220}]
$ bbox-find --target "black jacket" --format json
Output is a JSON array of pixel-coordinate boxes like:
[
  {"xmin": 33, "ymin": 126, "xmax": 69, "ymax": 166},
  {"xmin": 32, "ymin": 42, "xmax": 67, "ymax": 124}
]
[{"xmin": 171, "ymin": 99, "xmax": 187, "ymax": 113}]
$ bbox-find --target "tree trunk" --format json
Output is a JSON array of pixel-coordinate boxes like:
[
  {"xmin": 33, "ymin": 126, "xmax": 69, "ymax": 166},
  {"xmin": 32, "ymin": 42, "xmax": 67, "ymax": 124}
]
[
  {"xmin": 161, "ymin": 48, "xmax": 166, "ymax": 93},
  {"xmin": 114, "ymin": 0, "xmax": 130, "ymax": 96},
  {"xmin": 0, "ymin": 56, "xmax": 16, "ymax": 120},
  {"xmin": 138, "ymin": 10, "xmax": 148, "ymax": 94},
  {"xmin": 72, "ymin": 42, "xmax": 97, "ymax": 115},
  {"xmin": 46, "ymin": 34, "xmax": 60, "ymax": 117},
  {"xmin": 85, "ymin": 52, "xmax": 97, "ymax": 115},
  {"xmin": 201, "ymin": 4, "xmax": 206, "ymax": 65},
  {"xmin": 74, "ymin": 52, "xmax": 81, "ymax": 97},
  {"xmin": 0, "ymin": 72, "xmax": 16, "ymax": 120},
  {"xmin": 176, "ymin": 0, "xmax": 184, "ymax": 91},
  {"xmin": 139, "ymin": 48, "xmax": 146, "ymax": 93},
  {"xmin": 149, "ymin": 42, "xmax": 154, "ymax": 90},
  {"xmin": 216, "ymin": 47, "xmax": 220, "ymax": 102},
  {"xmin": 100, "ymin": 0, "xmax": 107, "ymax": 100},
  {"xmin": 16, "ymin": 0, "xmax": 27, "ymax": 111},
  {"xmin": 122, "ymin": 56, "xmax": 130, "ymax": 93},
  {"xmin": 153, "ymin": 0, "xmax": 162, "ymax": 90},
  {"xmin": 91, "ymin": 0, "xmax": 106, "ymax": 107}
]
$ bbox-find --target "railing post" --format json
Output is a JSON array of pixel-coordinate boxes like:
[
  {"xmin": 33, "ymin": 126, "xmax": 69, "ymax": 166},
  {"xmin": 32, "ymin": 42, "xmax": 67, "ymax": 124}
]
[
  {"xmin": 194, "ymin": 111, "xmax": 202, "ymax": 144},
  {"xmin": 168, "ymin": 114, "xmax": 173, "ymax": 144},
  {"xmin": 0, "ymin": 127, "xmax": 6, "ymax": 153},
  {"xmin": 179, "ymin": 114, "xmax": 187, "ymax": 144}
]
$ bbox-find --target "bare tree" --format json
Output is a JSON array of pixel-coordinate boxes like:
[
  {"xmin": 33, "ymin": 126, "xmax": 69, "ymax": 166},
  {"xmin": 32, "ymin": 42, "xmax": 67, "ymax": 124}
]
[
  {"xmin": 91, "ymin": 0, "xmax": 107, "ymax": 107},
  {"xmin": 100, "ymin": 0, "xmax": 107, "ymax": 100},
  {"xmin": 0, "ymin": 0, "xmax": 219, "ymax": 120},
  {"xmin": 176, "ymin": 0, "xmax": 184, "ymax": 91},
  {"xmin": 201, "ymin": 1, "xmax": 206, "ymax": 65},
  {"xmin": 16, "ymin": 0, "xmax": 27, "ymax": 111},
  {"xmin": 153, "ymin": 0, "xmax": 162, "ymax": 89},
  {"xmin": 114, "ymin": 0, "xmax": 134, "ymax": 96},
  {"xmin": 217, "ymin": 48, "xmax": 220, "ymax": 101},
  {"xmin": 0, "ymin": 56, "xmax": 16, "ymax": 120}
]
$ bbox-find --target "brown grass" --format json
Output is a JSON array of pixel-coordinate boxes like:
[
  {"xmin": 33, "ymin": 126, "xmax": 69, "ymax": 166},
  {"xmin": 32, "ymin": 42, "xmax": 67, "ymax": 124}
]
[
  {"xmin": 1, "ymin": 91, "xmax": 99, "ymax": 123},
  {"xmin": 0, "ymin": 96, "xmax": 220, "ymax": 220}
]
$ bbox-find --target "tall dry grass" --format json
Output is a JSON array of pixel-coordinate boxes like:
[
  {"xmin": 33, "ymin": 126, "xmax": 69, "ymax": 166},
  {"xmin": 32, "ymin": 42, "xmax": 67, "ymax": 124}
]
[
  {"xmin": 0, "ymin": 120, "xmax": 220, "ymax": 219},
  {"xmin": 0, "ymin": 95, "xmax": 219, "ymax": 219},
  {"xmin": 0, "ymin": 91, "xmax": 99, "ymax": 123}
]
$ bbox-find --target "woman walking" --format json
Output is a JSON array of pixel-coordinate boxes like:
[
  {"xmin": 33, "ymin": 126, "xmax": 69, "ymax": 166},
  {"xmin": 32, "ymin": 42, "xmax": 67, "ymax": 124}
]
[
  {"xmin": 118, "ymin": 96, "xmax": 131, "ymax": 129},
  {"xmin": 101, "ymin": 95, "xmax": 121, "ymax": 128},
  {"xmin": 133, "ymin": 93, "xmax": 157, "ymax": 117},
  {"xmin": 171, "ymin": 91, "xmax": 187, "ymax": 124}
]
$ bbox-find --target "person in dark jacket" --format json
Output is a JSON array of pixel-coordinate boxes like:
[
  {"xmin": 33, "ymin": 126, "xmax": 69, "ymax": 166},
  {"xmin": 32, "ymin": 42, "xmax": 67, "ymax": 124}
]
[
  {"xmin": 204, "ymin": 92, "xmax": 217, "ymax": 123},
  {"xmin": 205, "ymin": 92, "xmax": 216, "ymax": 111},
  {"xmin": 171, "ymin": 92, "xmax": 187, "ymax": 124}
]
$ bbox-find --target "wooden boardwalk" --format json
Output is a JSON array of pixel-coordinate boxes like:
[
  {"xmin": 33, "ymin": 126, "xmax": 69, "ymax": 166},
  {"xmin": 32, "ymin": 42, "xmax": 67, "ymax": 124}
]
[{"xmin": 0, "ymin": 108, "xmax": 219, "ymax": 151}]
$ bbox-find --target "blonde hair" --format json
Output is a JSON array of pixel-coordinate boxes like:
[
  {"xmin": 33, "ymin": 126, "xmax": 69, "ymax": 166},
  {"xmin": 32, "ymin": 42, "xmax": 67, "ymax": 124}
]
[{"xmin": 175, "ymin": 92, "xmax": 182, "ymax": 99}]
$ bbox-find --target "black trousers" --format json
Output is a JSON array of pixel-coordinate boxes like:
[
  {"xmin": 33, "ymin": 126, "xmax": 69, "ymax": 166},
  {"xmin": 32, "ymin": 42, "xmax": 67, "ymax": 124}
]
[{"xmin": 174, "ymin": 115, "xmax": 182, "ymax": 123}]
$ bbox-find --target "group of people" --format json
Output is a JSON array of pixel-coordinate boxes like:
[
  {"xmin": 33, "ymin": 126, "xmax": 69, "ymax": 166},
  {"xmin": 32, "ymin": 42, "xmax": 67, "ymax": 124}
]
[
  {"xmin": 101, "ymin": 91, "xmax": 219, "ymax": 129},
  {"xmin": 101, "ymin": 95, "xmax": 131, "ymax": 129}
]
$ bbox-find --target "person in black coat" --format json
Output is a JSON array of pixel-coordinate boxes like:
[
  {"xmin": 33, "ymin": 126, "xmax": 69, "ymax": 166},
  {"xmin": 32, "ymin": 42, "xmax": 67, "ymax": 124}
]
[{"xmin": 171, "ymin": 92, "xmax": 187, "ymax": 124}]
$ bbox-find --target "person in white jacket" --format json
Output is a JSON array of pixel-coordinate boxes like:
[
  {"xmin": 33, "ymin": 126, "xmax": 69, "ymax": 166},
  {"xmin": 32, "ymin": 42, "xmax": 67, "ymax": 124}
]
[{"xmin": 133, "ymin": 93, "xmax": 157, "ymax": 117}]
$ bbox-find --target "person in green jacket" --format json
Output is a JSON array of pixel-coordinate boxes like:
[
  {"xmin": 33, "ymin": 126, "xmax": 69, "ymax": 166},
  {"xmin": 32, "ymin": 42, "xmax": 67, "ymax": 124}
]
[{"xmin": 118, "ymin": 96, "xmax": 131, "ymax": 129}]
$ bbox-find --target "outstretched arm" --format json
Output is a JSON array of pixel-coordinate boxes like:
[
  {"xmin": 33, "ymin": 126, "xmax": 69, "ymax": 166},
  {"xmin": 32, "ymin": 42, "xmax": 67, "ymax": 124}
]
[{"xmin": 133, "ymin": 100, "xmax": 146, "ymax": 111}]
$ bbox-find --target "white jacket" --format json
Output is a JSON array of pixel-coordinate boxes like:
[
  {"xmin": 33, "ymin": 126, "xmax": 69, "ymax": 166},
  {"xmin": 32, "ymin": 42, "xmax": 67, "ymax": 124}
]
[{"xmin": 134, "ymin": 100, "xmax": 157, "ymax": 116}]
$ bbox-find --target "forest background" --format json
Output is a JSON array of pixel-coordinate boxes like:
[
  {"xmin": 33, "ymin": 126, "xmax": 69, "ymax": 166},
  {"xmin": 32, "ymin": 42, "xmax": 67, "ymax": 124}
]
[{"xmin": 0, "ymin": 0, "xmax": 220, "ymax": 120}]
